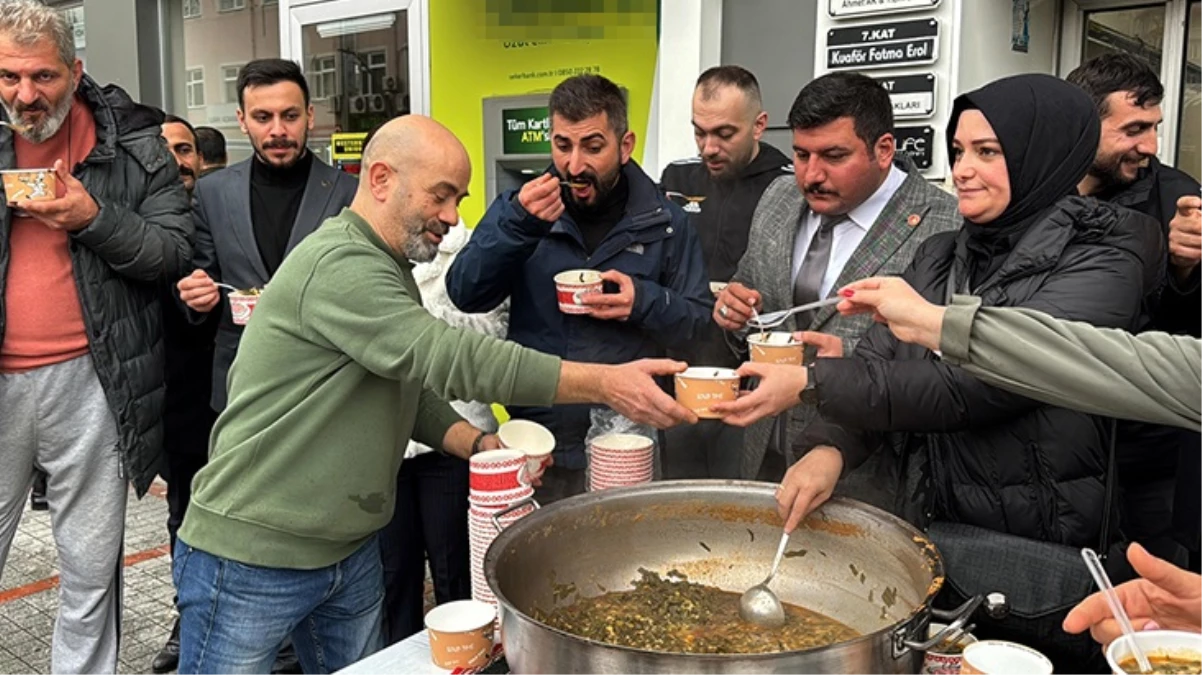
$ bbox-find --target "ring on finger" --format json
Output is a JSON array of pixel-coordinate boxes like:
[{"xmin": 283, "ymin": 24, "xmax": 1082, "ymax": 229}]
[{"xmin": 719, "ymin": 305, "xmax": 729, "ymax": 319}]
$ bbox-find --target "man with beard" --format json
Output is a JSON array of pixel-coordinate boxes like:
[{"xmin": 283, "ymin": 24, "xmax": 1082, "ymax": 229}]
[
  {"xmin": 447, "ymin": 74, "xmax": 712, "ymax": 502},
  {"xmin": 151, "ymin": 113, "xmax": 220, "ymax": 674},
  {"xmin": 0, "ymin": 1, "xmax": 191, "ymax": 672},
  {"xmin": 658, "ymin": 65, "xmax": 791, "ymax": 479},
  {"xmin": 177, "ymin": 58, "xmax": 356, "ymax": 415},
  {"xmin": 175, "ymin": 61, "xmax": 353, "ymax": 673},
  {"xmin": 1067, "ymin": 53, "xmax": 1202, "ymax": 576},
  {"xmin": 173, "ymin": 115, "xmax": 695, "ymax": 673},
  {"xmin": 712, "ymin": 72, "xmax": 959, "ymax": 503}
]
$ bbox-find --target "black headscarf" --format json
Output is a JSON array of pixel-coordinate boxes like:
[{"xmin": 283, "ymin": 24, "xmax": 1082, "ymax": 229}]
[{"xmin": 946, "ymin": 74, "xmax": 1100, "ymax": 287}]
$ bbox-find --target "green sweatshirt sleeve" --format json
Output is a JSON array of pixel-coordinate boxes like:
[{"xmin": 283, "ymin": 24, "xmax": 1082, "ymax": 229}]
[
  {"xmin": 299, "ymin": 241, "xmax": 562, "ymax": 407},
  {"xmin": 940, "ymin": 294, "xmax": 1201, "ymax": 430},
  {"xmin": 413, "ymin": 389, "xmax": 465, "ymax": 450}
]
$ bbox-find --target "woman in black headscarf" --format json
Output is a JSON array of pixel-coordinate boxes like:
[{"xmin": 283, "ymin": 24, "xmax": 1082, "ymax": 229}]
[{"xmin": 714, "ymin": 74, "xmax": 1163, "ymax": 671}]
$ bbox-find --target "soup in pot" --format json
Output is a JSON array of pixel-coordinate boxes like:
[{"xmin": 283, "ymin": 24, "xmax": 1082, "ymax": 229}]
[{"xmin": 534, "ymin": 568, "xmax": 859, "ymax": 655}]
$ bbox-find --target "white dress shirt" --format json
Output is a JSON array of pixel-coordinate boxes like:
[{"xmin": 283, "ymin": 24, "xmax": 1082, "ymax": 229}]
[{"xmin": 790, "ymin": 164, "xmax": 907, "ymax": 298}]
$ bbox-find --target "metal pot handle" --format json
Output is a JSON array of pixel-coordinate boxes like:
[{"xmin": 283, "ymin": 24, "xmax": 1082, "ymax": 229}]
[
  {"xmin": 489, "ymin": 497, "xmax": 540, "ymax": 533},
  {"xmin": 894, "ymin": 592, "xmax": 1009, "ymax": 656}
]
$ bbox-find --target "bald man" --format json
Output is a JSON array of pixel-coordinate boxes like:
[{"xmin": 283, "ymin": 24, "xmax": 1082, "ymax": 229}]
[{"xmin": 172, "ymin": 116, "xmax": 697, "ymax": 674}]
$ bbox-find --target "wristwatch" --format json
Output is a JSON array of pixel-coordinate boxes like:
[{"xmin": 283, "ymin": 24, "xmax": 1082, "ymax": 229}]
[
  {"xmin": 799, "ymin": 363, "xmax": 819, "ymax": 405},
  {"xmin": 470, "ymin": 431, "xmax": 488, "ymax": 456}
]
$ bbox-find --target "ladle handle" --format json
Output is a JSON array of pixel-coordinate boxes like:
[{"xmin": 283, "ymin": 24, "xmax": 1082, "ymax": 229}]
[{"xmin": 764, "ymin": 530, "xmax": 790, "ymax": 585}]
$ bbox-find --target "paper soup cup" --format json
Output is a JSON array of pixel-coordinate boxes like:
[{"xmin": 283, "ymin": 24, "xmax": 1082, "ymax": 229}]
[
  {"xmin": 921, "ymin": 622, "xmax": 979, "ymax": 674},
  {"xmin": 960, "ymin": 640, "xmax": 1052, "ymax": 675},
  {"xmin": 498, "ymin": 419, "xmax": 555, "ymax": 477},
  {"xmin": 554, "ymin": 269, "xmax": 603, "ymax": 314},
  {"xmin": 228, "ymin": 290, "xmax": 260, "ymax": 326},
  {"xmin": 674, "ymin": 367, "xmax": 739, "ymax": 419},
  {"xmin": 1, "ymin": 168, "xmax": 56, "ymax": 202},
  {"xmin": 748, "ymin": 332, "xmax": 804, "ymax": 366},
  {"xmin": 1106, "ymin": 630, "xmax": 1202, "ymax": 675},
  {"xmin": 469, "ymin": 449, "xmax": 530, "ymax": 492},
  {"xmin": 425, "ymin": 600, "xmax": 496, "ymax": 670}
]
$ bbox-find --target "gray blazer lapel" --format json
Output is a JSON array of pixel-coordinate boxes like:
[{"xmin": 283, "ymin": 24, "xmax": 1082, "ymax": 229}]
[
  {"xmin": 286, "ymin": 158, "xmax": 340, "ymax": 252},
  {"xmin": 809, "ymin": 171, "xmax": 930, "ymax": 330},
  {"xmin": 226, "ymin": 161, "xmax": 270, "ymax": 281}
]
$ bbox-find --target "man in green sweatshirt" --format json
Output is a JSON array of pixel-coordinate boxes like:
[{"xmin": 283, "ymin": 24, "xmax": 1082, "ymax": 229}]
[{"xmin": 173, "ymin": 115, "xmax": 697, "ymax": 674}]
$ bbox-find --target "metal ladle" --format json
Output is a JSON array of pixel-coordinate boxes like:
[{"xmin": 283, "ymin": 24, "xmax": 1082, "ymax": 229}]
[{"xmin": 739, "ymin": 530, "xmax": 791, "ymax": 628}]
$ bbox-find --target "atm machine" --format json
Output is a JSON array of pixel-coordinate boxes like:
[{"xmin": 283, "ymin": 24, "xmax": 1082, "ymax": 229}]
[{"xmin": 482, "ymin": 93, "xmax": 553, "ymax": 205}]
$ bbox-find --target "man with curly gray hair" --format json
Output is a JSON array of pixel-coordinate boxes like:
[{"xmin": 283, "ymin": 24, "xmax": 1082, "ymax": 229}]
[{"xmin": 0, "ymin": 1, "xmax": 192, "ymax": 673}]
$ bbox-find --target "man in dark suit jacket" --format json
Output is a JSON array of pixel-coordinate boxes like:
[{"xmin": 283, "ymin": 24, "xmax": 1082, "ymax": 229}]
[
  {"xmin": 173, "ymin": 61, "xmax": 354, "ymax": 674},
  {"xmin": 713, "ymin": 73, "xmax": 960, "ymax": 514},
  {"xmin": 177, "ymin": 59, "xmax": 356, "ymax": 412}
]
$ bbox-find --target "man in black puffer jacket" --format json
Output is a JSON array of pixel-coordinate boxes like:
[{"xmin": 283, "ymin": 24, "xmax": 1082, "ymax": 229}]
[{"xmin": 0, "ymin": 3, "xmax": 191, "ymax": 672}]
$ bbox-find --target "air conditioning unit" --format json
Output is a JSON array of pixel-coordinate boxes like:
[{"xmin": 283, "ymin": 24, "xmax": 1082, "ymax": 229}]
[
  {"xmin": 383, "ymin": 76, "xmax": 398, "ymax": 92},
  {"xmin": 368, "ymin": 93, "xmax": 386, "ymax": 113},
  {"xmin": 349, "ymin": 95, "xmax": 368, "ymax": 115}
]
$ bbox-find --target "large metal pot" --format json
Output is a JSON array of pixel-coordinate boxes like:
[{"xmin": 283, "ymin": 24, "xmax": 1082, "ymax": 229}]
[{"xmin": 485, "ymin": 481, "xmax": 975, "ymax": 674}]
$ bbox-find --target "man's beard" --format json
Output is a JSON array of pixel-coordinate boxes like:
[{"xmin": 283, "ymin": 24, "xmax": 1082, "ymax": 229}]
[
  {"xmin": 3, "ymin": 91, "xmax": 74, "ymax": 144},
  {"xmin": 566, "ymin": 164, "xmax": 621, "ymax": 212},
  {"xmin": 253, "ymin": 131, "xmax": 308, "ymax": 168},
  {"xmin": 1087, "ymin": 149, "xmax": 1148, "ymax": 189},
  {"xmin": 402, "ymin": 214, "xmax": 448, "ymax": 263}
]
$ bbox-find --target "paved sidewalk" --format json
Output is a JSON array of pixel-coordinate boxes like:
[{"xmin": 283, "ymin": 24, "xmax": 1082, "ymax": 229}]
[{"xmin": 0, "ymin": 480, "xmax": 177, "ymax": 675}]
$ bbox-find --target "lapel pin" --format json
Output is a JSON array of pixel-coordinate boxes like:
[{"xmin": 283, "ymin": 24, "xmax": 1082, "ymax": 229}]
[
  {"xmin": 906, "ymin": 213, "xmax": 921, "ymax": 227},
  {"xmin": 322, "ymin": 180, "xmax": 331, "ymax": 188}
]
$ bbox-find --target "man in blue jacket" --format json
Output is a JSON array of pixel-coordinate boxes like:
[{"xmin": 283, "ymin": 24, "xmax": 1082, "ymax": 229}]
[{"xmin": 448, "ymin": 74, "xmax": 711, "ymax": 501}]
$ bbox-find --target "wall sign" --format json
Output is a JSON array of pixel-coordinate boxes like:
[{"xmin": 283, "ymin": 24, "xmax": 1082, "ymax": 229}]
[
  {"xmin": 502, "ymin": 106, "xmax": 551, "ymax": 155},
  {"xmin": 330, "ymin": 132, "xmax": 368, "ymax": 161},
  {"xmin": 828, "ymin": 0, "xmax": 941, "ymax": 19},
  {"xmin": 826, "ymin": 18, "xmax": 939, "ymax": 70},
  {"xmin": 875, "ymin": 73, "xmax": 936, "ymax": 119},
  {"xmin": 894, "ymin": 126, "xmax": 934, "ymax": 170}
]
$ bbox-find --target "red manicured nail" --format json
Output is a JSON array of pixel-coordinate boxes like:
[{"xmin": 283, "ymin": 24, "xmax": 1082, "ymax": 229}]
[{"xmin": 839, "ymin": 289, "xmax": 855, "ymax": 298}]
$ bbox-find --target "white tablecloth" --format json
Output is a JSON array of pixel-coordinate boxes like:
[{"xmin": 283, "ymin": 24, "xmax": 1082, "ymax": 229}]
[{"xmin": 336, "ymin": 631, "xmax": 503, "ymax": 675}]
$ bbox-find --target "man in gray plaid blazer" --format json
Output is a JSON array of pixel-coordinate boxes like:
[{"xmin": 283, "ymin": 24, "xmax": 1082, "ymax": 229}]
[{"xmin": 713, "ymin": 73, "xmax": 960, "ymax": 512}]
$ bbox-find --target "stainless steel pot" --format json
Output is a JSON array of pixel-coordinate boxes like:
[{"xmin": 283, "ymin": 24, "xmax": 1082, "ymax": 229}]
[{"xmin": 485, "ymin": 481, "xmax": 978, "ymax": 674}]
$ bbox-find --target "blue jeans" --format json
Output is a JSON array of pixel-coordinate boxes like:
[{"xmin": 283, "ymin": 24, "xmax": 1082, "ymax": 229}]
[{"xmin": 173, "ymin": 536, "xmax": 384, "ymax": 674}]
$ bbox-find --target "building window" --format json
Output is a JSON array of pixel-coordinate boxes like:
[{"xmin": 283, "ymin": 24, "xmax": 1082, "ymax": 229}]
[
  {"xmin": 308, "ymin": 55, "xmax": 337, "ymax": 100},
  {"xmin": 218, "ymin": 0, "xmax": 245, "ymax": 12},
  {"xmin": 222, "ymin": 65, "xmax": 241, "ymax": 103},
  {"xmin": 262, "ymin": 0, "xmax": 278, "ymax": 5},
  {"xmin": 183, "ymin": 0, "xmax": 201, "ymax": 19},
  {"xmin": 186, "ymin": 68, "xmax": 205, "ymax": 108},
  {"xmin": 359, "ymin": 50, "xmax": 387, "ymax": 95}
]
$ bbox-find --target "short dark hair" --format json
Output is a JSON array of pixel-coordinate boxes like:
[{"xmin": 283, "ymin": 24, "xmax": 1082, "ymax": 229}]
[
  {"xmin": 548, "ymin": 74, "xmax": 628, "ymax": 137},
  {"xmin": 194, "ymin": 126, "xmax": 227, "ymax": 164},
  {"xmin": 236, "ymin": 58, "xmax": 310, "ymax": 109},
  {"xmin": 163, "ymin": 113, "xmax": 196, "ymax": 138},
  {"xmin": 1066, "ymin": 53, "xmax": 1164, "ymax": 117},
  {"xmin": 696, "ymin": 65, "xmax": 763, "ymax": 110},
  {"xmin": 788, "ymin": 72, "xmax": 893, "ymax": 151}
]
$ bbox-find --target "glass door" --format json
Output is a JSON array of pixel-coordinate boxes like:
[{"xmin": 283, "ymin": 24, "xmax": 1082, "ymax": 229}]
[{"xmin": 280, "ymin": 0, "xmax": 427, "ymax": 166}]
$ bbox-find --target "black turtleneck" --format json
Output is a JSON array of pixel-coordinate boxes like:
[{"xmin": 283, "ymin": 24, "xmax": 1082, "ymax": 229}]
[
  {"xmin": 566, "ymin": 170, "xmax": 629, "ymax": 255},
  {"xmin": 251, "ymin": 151, "xmax": 313, "ymax": 275}
]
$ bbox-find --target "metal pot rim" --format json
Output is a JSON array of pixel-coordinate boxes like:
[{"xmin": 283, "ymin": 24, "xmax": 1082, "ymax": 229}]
[{"xmin": 484, "ymin": 480, "xmax": 945, "ymax": 660}]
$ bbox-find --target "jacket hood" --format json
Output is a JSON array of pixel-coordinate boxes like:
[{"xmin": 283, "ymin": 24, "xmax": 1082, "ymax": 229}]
[{"xmin": 741, "ymin": 142, "xmax": 792, "ymax": 179}]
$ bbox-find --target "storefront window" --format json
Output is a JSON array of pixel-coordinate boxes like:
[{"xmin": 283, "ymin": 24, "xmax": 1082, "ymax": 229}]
[
  {"xmin": 59, "ymin": 4, "xmax": 85, "ymax": 66},
  {"xmin": 1178, "ymin": 1, "xmax": 1201, "ymax": 181},
  {"xmin": 301, "ymin": 11, "xmax": 409, "ymax": 158},
  {"xmin": 1083, "ymin": 6, "xmax": 1166, "ymax": 71},
  {"xmin": 172, "ymin": 0, "xmax": 283, "ymax": 163}
]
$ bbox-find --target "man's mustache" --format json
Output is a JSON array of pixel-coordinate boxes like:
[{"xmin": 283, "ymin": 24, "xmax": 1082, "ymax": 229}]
[
  {"xmin": 178, "ymin": 165, "xmax": 195, "ymax": 178},
  {"xmin": 804, "ymin": 183, "xmax": 836, "ymax": 196},
  {"xmin": 15, "ymin": 101, "xmax": 48, "ymax": 115},
  {"xmin": 263, "ymin": 139, "xmax": 298, "ymax": 149}
]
